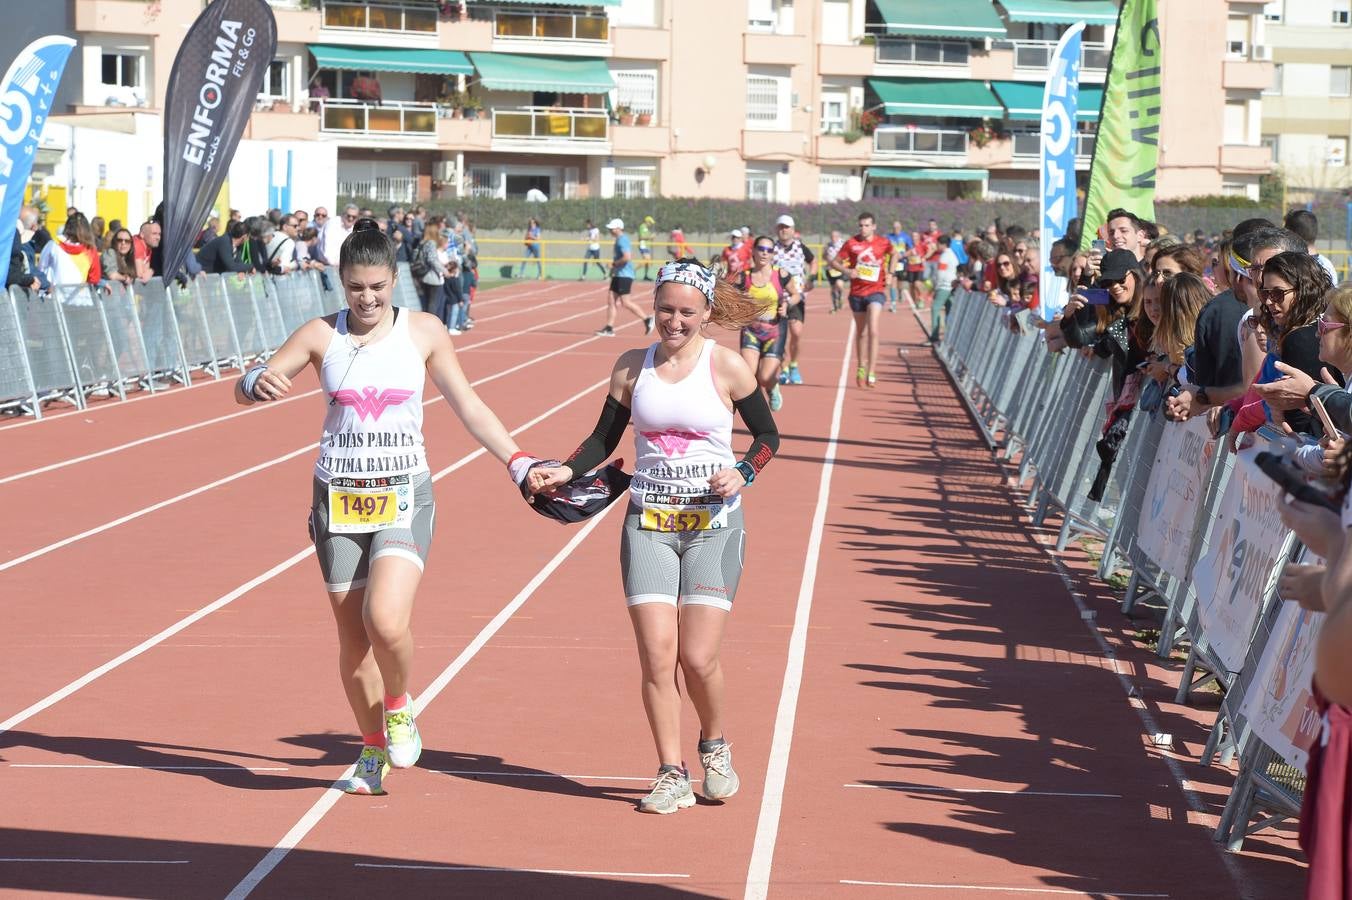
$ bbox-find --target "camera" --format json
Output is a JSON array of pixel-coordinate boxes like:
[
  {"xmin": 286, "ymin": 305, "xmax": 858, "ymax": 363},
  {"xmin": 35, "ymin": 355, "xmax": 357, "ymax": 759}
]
[{"xmin": 1254, "ymin": 450, "xmax": 1340, "ymax": 512}]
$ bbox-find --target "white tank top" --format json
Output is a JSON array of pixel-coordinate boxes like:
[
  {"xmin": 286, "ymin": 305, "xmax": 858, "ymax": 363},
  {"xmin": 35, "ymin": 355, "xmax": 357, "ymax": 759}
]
[
  {"xmin": 314, "ymin": 308, "xmax": 429, "ymax": 483},
  {"xmin": 629, "ymin": 339, "xmax": 738, "ymax": 514}
]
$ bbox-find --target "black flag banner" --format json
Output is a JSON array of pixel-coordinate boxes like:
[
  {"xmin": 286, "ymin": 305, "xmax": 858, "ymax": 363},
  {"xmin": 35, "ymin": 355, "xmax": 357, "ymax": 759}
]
[{"xmin": 161, "ymin": 0, "xmax": 276, "ymax": 282}]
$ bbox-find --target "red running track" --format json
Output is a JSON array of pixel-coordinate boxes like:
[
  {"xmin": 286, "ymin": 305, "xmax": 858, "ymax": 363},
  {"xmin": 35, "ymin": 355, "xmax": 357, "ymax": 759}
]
[{"xmin": 0, "ymin": 282, "xmax": 1307, "ymax": 899}]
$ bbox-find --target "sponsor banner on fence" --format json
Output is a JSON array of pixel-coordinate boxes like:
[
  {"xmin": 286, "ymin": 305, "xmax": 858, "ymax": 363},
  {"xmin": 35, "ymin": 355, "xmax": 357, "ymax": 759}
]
[
  {"xmin": 0, "ymin": 36, "xmax": 75, "ymax": 243},
  {"xmin": 1136, "ymin": 415, "xmax": 1214, "ymax": 581},
  {"xmin": 161, "ymin": 0, "xmax": 277, "ymax": 283},
  {"xmin": 1192, "ymin": 447, "xmax": 1290, "ymax": 673},
  {"xmin": 1238, "ymin": 582, "xmax": 1324, "ymax": 771},
  {"xmin": 1038, "ymin": 23, "xmax": 1083, "ymax": 324}
]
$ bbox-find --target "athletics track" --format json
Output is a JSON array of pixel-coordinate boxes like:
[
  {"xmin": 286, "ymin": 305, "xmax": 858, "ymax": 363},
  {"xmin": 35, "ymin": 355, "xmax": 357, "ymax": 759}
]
[{"xmin": 0, "ymin": 279, "xmax": 1310, "ymax": 898}]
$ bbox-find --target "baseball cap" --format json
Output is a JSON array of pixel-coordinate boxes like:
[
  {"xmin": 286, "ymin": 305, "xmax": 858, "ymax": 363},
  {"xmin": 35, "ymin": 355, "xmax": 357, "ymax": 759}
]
[
  {"xmin": 1098, "ymin": 249, "xmax": 1142, "ymax": 282},
  {"xmin": 775, "ymin": 214, "xmax": 794, "ymax": 228},
  {"xmin": 729, "ymin": 228, "xmax": 742, "ymax": 238},
  {"xmin": 521, "ymin": 459, "xmax": 631, "ymax": 524},
  {"xmin": 606, "ymin": 218, "xmax": 624, "ymax": 230}
]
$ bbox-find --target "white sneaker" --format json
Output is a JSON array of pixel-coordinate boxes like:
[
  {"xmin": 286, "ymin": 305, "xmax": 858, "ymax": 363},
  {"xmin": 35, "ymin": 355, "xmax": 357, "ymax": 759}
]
[
  {"xmin": 343, "ymin": 745, "xmax": 390, "ymax": 795},
  {"xmin": 638, "ymin": 766, "xmax": 696, "ymax": 814},
  {"xmin": 448, "ymin": 327, "xmax": 463, "ymax": 335},
  {"xmin": 384, "ymin": 705, "xmax": 422, "ymax": 769},
  {"xmin": 699, "ymin": 740, "xmax": 740, "ymax": 800}
]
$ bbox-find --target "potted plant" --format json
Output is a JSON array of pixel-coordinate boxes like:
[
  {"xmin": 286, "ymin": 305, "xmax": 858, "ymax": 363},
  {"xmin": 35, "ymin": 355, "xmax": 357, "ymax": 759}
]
[
  {"xmin": 463, "ymin": 95, "xmax": 483, "ymax": 120},
  {"xmin": 635, "ymin": 110, "xmax": 652, "ymax": 126},
  {"xmin": 969, "ymin": 120, "xmax": 997, "ymax": 148},
  {"xmin": 858, "ymin": 108, "xmax": 881, "ymax": 136},
  {"xmin": 616, "ymin": 104, "xmax": 635, "ymax": 126}
]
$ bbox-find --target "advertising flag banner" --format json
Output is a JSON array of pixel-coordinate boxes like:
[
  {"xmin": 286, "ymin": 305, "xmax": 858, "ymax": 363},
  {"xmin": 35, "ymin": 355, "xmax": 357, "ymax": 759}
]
[
  {"xmin": 161, "ymin": 0, "xmax": 277, "ymax": 282},
  {"xmin": 1038, "ymin": 22, "xmax": 1083, "ymax": 324},
  {"xmin": 1192, "ymin": 448, "xmax": 1292, "ymax": 673},
  {"xmin": 1078, "ymin": 0, "xmax": 1160, "ymax": 249},
  {"xmin": 1136, "ymin": 416, "xmax": 1215, "ymax": 581},
  {"xmin": 0, "ymin": 36, "xmax": 75, "ymax": 241}
]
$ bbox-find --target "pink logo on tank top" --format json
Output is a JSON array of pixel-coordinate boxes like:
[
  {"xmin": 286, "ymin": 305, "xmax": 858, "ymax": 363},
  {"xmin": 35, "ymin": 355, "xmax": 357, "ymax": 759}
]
[
  {"xmin": 642, "ymin": 429, "xmax": 708, "ymax": 457},
  {"xmin": 330, "ymin": 386, "xmax": 415, "ymax": 421}
]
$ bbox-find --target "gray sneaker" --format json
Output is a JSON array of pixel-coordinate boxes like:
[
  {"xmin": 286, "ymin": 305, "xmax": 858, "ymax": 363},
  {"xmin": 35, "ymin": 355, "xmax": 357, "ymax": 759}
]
[
  {"xmin": 638, "ymin": 766, "xmax": 695, "ymax": 814},
  {"xmin": 699, "ymin": 740, "xmax": 739, "ymax": 800}
]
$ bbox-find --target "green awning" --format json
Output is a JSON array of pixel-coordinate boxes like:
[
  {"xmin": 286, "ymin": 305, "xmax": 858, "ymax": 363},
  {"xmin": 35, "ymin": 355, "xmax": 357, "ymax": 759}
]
[
  {"xmin": 998, "ymin": 0, "xmax": 1120, "ymax": 25},
  {"xmin": 991, "ymin": 80, "xmax": 1104, "ymax": 120},
  {"xmin": 867, "ymin": 167, "xmax": 989, "ymax": 181},
  {"xmin": 868, "ymin": 78, "xmax": 1003, "ymax": 118},
  {"xmin": 872, "ymin": 0, "xmax": 1008, "ymax": 39},
  {"xmin": 309, "ymin": 45, "xmax": 472, "ymax": 76},
  {"xmin": 469, "ymin": 0, "xmax": 619, "ymax": 5},
  {"xmin": 469, "ymin": 52, "xmax": 614, "ymax": 93}
]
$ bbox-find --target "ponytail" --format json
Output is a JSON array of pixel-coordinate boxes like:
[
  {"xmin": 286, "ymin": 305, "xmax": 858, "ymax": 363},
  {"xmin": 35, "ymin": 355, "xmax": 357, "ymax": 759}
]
[{"xmin": 709, "ymin": 277, "xmax": 763, "ymax": 330}]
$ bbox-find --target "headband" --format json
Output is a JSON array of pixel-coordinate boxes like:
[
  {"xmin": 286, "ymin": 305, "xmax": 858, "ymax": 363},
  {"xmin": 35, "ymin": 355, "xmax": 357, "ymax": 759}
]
[{"xmin": 656, "ymin": 261, "xmax": 716, "ymax": 303}]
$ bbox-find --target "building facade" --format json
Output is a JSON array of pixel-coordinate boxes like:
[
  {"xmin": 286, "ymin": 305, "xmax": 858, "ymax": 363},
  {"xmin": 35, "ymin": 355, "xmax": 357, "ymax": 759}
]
[{"xmin": 22, "ymin": 0, "xmax": 1272, "ymax": 218}]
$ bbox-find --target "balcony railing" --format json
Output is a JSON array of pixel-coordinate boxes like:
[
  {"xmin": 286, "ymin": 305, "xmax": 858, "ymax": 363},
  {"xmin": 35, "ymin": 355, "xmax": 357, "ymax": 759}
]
[
  {"xmin": 492, "ymin": 107, "xmax": 609, "ymax": 142},
  {"xmin": 1011, "ymin": 40, "xmax": 1110, "ymax": 73},
  {"xmin": 320, "ymin": 99, "xmax": 437, "ymax": 136},
  {"xmin": 875, "ymin": 38, "xmax": 970, "ymax": 66},
  {"xmin": 338, "ymin": 176, "xmax": 418, "ymax": 204},
  {"xmin": 495, "ymin": 8, "xmax": 608, "ymax": 42},
  {"xmin": 321, "ymin": 0, "xmax": 437, "ymax": 34},
  {"xmin": 874, "ymin": 126, "xmax": 968, "ymax": 155},
  {"xmin": 1011, "ymin": 130, "xmax": 1097, "ymax": 160}
]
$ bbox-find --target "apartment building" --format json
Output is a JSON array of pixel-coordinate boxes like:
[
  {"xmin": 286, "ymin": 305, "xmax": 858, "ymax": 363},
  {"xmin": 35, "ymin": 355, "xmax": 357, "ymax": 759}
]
[
  {"xmin": 1259, "ymin": 0, "xmax": 1352, "ymax": 197},
  {"xmin": 19, "ymin": 0, "xmax": 1272, "ymax": 216}
]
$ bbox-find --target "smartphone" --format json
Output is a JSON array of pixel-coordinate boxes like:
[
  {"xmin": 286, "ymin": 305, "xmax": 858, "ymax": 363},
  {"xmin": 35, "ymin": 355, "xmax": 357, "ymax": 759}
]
[
  {"xmin": 1312, "ymin": 394, "xmax": 1341, "ymax": 438},
  {"xmin": 1080, "ymin": 287, "xmax": 1112, "ymax": 305},
  {"xmin": 1254, "ymin": 451, "xmax": 1341, "ymax": 512},
  {"xmin": 1091, "ymin": 239, "xmax": 1107, "ymax": 253}
]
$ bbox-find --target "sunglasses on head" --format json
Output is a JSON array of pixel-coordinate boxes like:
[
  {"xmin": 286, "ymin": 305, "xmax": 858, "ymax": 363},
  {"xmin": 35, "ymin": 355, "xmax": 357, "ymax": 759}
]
[{"xmin": 1319, "ymin": 314, "xmax": 1348, "ymax": 336}]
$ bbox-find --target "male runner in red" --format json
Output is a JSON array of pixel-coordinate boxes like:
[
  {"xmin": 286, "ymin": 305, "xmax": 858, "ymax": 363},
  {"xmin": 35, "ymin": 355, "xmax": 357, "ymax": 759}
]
[{"xmin": 831, "ymin": 211, "xmax": 892, "ymax": 388}]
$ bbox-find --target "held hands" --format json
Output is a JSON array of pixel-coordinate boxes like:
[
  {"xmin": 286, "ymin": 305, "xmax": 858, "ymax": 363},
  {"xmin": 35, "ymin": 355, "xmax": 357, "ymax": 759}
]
[
  {"xmin": 251, "ymin": 369, "xmax": 292, "ymax": 402},
  {"xmin": 708, "ymin": 466, "xmax": 748, "ymax": 499},
  {"xmin": 525, "ymin": 464, "xmax": 574, "ymax": 495},
  {"xmin": 1278, "ymin": 562, "xmax": 1328, "ymax": 612},
  {"xmin": 1165, "ymin": 388, "xmax": 1194, "ymax": 422}
]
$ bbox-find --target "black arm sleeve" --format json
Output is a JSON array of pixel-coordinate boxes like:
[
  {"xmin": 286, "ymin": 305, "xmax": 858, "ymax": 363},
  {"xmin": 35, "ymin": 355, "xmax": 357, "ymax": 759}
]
[
  {"xmin": 566, "ymin": 394, "xmax": 631, "ymax": 474},
  {"xmin": 734, "ymin": 389, "xmax": 780, "ymax": 473}
]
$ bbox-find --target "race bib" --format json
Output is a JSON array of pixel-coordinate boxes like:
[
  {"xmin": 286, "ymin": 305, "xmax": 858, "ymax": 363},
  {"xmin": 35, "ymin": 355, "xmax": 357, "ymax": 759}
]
[
  {"xmin": 328, "ymin": 475, "xmax": 414, "ymax": 534},
  {"xmin": 640, "ymin": 492, "xmax": 728, "ymax": 532},
  {"xmin": 855, "ymin": 263, "xmax": 881, "ymax": 282}
]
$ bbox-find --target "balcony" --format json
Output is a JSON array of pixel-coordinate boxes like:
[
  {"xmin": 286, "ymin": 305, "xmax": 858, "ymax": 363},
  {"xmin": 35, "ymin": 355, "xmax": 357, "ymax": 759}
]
[
  {"xmin": 493, "ymin": 8, "xmax": 610, "ymax": 52},
  {"xmin": 875, "ymin": 38, "xmax": 972, "ymax": 73},
  {"xmin": 1010, "ymin": 40, "xmax": 1110, "ymax": 80},
  {"xmin": 245, "ymin": 107, "xmax": 321, "ymax": 141},
  {"xmin": 75, "ymin": 0, "xmax": 161, "ymax": 35},
  {"xmin": 744, "ymin": 32, "xmax": 811, "ymax": 65},
  {"xmin": 1220, "ymin": 143, "xmax": 1273, "ymax": 173},
  {"xmin": 1008, "ymin": 131, "xmax": 1097, "ymax": 168},
  {"xmin": 612, "ymin": 123, "xmax": 671, "ymax": 155},
  {"xmin": 1224, "ymin": 58, "xmax": 1275, "ymax": 91},
  {"xmin": 874, "ymin": 126, "xmax": 968, "ymax": 157},
  {"xmin": 815, "ymin": 133, "xmax": 873, "ymax": 164},
  {"xmin": 320, "ymin": 1, "xmax": 438, "ymax": 38},
  {"xmin": 742, "ymin": 129, "xmax": 805, "ymax": 158},
  {"xmin": 817, "ymin": 41, "xmax": 874, "ymax": 76},
  {"xmin": 491, "ymin": 106, "xmax": 609, "ymax": 153},
  {"xmin": 338, "ymin": 176, "xmax": 419, "ymax": 205},
  {"xmin": 438, "ymin": 115, "xmax": 491, "ymax": 150},
  {"xmin": 319, "ymin": 99, "xmax": 438, "ymax": 143}
]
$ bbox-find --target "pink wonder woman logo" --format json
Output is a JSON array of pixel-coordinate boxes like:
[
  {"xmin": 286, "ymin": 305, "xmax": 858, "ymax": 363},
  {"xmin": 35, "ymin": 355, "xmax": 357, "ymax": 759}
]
[
  {"xmin": 642, "ymin": 429, "xmax": 708, "ymax": 457},
  {"xmin": 330, "ymin": 387, "xmax": 416, "ymax": 422}
]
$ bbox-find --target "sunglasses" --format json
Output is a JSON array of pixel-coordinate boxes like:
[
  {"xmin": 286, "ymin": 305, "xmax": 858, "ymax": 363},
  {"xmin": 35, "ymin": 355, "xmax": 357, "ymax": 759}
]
[
  {"xmin": 1258, "ymin": 287, "xmax": 1295, "ymax": 303},
  {"xmin": 114, "ymin": 238, "xmax": 131, "ymax": 244},
  {"xmin": 1099, "ymin": 277, "xmax": 1126, "ymax": 288},
  {"xmin": 1319, "ymin": 315, "xmax": 1348, "ymax": 336},
  {"xmin": 754, "ymin": 244, "xmax": 774, "ymax": 252},
  {"xmin": 998, "ymin": 260, "xmax": 1014, "ymax": 268}
]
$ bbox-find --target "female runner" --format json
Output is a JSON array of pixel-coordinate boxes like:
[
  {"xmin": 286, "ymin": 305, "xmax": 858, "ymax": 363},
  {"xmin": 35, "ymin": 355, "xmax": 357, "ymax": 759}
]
[
  {"xmin": 526, "ymin": 260, "xmax": 780, "ymax": 814},
  {"xmin": 738, "ymin": 235, "xmax": 798, "ymax": 413},
  {"xmin": 235, "ymin": 219, "xmax": 526, "ymax": 795}
]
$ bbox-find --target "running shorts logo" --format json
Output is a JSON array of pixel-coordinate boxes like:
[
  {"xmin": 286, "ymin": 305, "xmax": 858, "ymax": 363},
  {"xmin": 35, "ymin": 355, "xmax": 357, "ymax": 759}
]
[
  {"xmin": 330, "ymin": 387, "xmax": 416, "ymax": 422},
  {"xmin": 642, "ymin": 429, "xmax": 708, "ymax": 457}
]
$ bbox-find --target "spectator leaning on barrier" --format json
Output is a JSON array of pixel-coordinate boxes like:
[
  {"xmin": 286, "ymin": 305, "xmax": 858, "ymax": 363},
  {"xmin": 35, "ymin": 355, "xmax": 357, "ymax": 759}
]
[
  {"xmin": 197, "ymin": 221, "xmax": 253, "ymax": 274},
  {"xmin": 265, "ymin": 214, "xmax": 299, "ymax": 275},
  {"xmin": 101, "ymin": 228, "xmax": 137, "ymax": 286},
  {"xmin": 1285, "ymin": 208, "xmax": 1340, "ymax": 286},
  {"xmin": 1143, "ymin": 272, "xmax": 1211, "ymax": 389},
  {"xmin": 39, "ymin": 212, "xmax": 102, "ymax": 287},
  {"xmin": 7, "ymin": 228, "xmax": 37, "ymax": 292}
]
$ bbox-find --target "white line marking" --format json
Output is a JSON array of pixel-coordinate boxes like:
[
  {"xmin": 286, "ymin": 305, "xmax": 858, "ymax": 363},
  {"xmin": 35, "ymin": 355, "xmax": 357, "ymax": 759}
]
[
  {"xmin": 224, "ymin": 504, "xmax": 618, "ymax": 900},
  {"xmin": 0, "ymin": 858, "xmax": 191, "ymax": 865},
  {"xmin": 743, "ymin": 327, "xmax": 854, "ymax": 900},
  {"xmin": 354, "ymin": 863, "xmax": 689, "ymax": 879},
  {"xmin": 0, "ymin": 316, "xmax": 632, "ymax": 571},
  {"xmin": 840, "ymin": 881, "xmax": 1167, "ymax": 897},
  {"xmin": 843, "ymin": 783, "xmax": 1119, "ymax": 794},
  {"xmin": 8, "ymin": 764, "xmax": 288, "ymax": 771},
  {"xmin": 0, "ymin": 377, "xmax": 610, "ymax": 737},
  {"xmin": 433, "ymin": 770, "xmax": 699, "ymax": 783}
]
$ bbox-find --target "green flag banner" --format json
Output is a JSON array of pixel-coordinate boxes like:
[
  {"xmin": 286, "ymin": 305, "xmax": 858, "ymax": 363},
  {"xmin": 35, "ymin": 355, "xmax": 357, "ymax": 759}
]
[{"xmin": 1078, "ymin": 0, "xmax": 1160, "ymax": 250}]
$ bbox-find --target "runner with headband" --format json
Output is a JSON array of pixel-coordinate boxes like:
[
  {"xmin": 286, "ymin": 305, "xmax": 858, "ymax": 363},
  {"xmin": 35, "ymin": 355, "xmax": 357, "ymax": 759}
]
[
  {"xmin": 235, "ymin": 218, "xmax": 528, "ymax": 796},
  {"xmin": 525, "ymin": 260, "xmax": 780, "ymax": 814}
]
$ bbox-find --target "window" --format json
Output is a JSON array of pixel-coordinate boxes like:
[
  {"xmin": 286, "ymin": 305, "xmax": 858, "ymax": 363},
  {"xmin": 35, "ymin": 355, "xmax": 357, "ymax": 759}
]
[
  {"xmin": 613, "ymin": 0, "xmax": 658, "ymax": 27},
  {"xmin": 877, "ymin": 39, "xmax": 969, "ymax": 65},
  {"xmin": 1221, "ymin": 182, "xmax": 1251, "ymax": 198},
  {"xmin": 819, "ymin": 172, "xmax": 849, "ymax": 203},
  {"xmin": 1225, "ymin": 16, "xmax": 1249, "ymax": 57},
  {"xmin": 821, "ymin": 0, "xmax": 850, "ymax": 44},
  {"xmin": 747, "ymin": 0, "xmax": 775, "ymax": 31},
  {"xmin": 745, "ymin": 75, "xmax": 781, "ymax": 126},
  {"xmin": 1223, "ymin": 101, "xmax": 1248, "ymax": 144},
  {"xmin": 614, "ymin": 165, "xmax": 655, "ymax": 198},
  {"xmin": 746, "ymin": 166, "xmax": 774, "ymax": 201},
  {"xmin": 1333, "ymin": 66, "xmax": 1351, "ymax": 96},
  {"xmin": 1264, "ymin": 63, "xmax": 1283, "ymax": 95},
  {"xmin": 820, "ymin": 94, "xmax": 846, "ymax": 134},
  {"xmin": 467, "ymin": 166, "xmax": 500, "ymax": 199},
  {"xmin": 1261, "ymin": 133, "xmax": 1280, "ymax": 160},
  {"xmin": 1263, "ymin": 1, "xmax": 1282, "ymax": 21},
  {"xmin": 1336, "ymin": 4, "xmax": 1351, "ymax": 26},
  {"xmin": 259, "ymin": 60, "xmax": 290, "ymax": 101},
  {"xmin": 101, "ymin": 52, "xmax": 141, "ymax": 88},
  {"xmin": 614, "ymin": 69, "xmax": 658, "ymax": 119}
]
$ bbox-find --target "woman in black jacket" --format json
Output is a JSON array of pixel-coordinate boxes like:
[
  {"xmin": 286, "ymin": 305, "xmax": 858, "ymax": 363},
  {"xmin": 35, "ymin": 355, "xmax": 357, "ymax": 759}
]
[{"xmin": 1258, "ymin": 251, "xmax": 1338, "ymax": 435}]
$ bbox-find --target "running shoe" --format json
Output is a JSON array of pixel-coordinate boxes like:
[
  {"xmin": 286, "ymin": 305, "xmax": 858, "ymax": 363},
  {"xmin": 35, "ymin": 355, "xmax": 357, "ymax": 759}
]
[
  {"xmin": 385, "ymin": 707, "xmax": 422, "ymax": 769},
  {"xmin": 638, "ymin": 766, "xmax": 696, "ymax": 815},
  {"xmin": 595, "ymin": 325, "xmax": 615, "ymax": 336},
  {"xmin": 698, "ymin": 740, "xmax": 740, "ymax": 801},
  {"xmin": 644, "ymin": 316, "xmax": 655, "ymax": 335},
  {"xmin": 769, "ymin": 384, "xmax": 783, "ymax": 411},
  {"xmin": 448, "ymin": 327, "xmax": 462, "ymax": 336},
  {"xmin": 344, "ymin": 745, "xmax": 390, "ymax": 795},
  {"xmin": 464, "ymin": 318, "xmax": 475, "ymax": 330},
  {"xmin": 856, "ymin": 366, "xmax": 866, "ymax": 388},
  {"xmin": 888, "ymin": 301, "xmax": 897, "ymax": 313},
  {"xmin": 867, "ymin": 371, "xmax": 877, "ymax": 389},
  {"xmin": 788, "ymin": 366, "xmax": 803, "ymax": 385},
  {"xmin": 778, "ymin": 369, "xmax": 789, "ymax": 385}
]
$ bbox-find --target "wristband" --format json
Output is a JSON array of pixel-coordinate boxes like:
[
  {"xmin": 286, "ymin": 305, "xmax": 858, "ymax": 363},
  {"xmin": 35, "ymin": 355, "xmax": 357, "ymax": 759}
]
[
  {"xmin": 507, "ymin": 452, "xmax": 539, "ymax": 486},
  {"xmin": 241, "ymin": 365, "xmax": 268, "ymax": 400}
]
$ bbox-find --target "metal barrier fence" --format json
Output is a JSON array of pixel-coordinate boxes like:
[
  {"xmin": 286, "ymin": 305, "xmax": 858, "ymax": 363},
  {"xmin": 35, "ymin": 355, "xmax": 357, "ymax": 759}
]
[
  {"xmin": 0, "ymin": 263, "xmax": 420, "ymax": 420},
  {"xmin": 935, "ymin": 286, "xmax": 1323, "ymax": 854}
]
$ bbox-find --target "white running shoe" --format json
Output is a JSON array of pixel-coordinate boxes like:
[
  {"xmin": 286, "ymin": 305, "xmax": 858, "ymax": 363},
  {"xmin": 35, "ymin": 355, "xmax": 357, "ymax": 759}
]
[
  {"xmin": 699, "ymin": 741, "xmax": 740, "ymax": 800},
  {"xmin": 448, "ymin": 327, "xmax": 463, "ymax": 335},
  {"xmin": 344, "ymin": 745, "xmax": 390, "ymax": 795},
  {"xmin": 638, "ymin": 767, "xmax": 696, "ymax": 814},
  {"xmin": 385, "ymin": 706, "xmax": 422, "ymax": 769}
]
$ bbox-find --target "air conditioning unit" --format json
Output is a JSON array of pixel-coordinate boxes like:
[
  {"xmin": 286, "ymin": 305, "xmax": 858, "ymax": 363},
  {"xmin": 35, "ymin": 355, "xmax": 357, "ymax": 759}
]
[
  {"xmin": 1251, "ymin": 44, "xmax": 1272, "ymax": 60},
  {"xmin": 433, "ymin": 161, "xmax": 457, "ymax": 182}
]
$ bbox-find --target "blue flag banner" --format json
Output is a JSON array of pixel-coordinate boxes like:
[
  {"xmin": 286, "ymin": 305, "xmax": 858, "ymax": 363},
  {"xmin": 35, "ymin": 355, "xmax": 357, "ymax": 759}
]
[
  {"xmin": 1038, "ymin": 22, "xmax": 1084, "ymax": 324},
  {"xmin": 0, "ymin": 36, "xmax": 76, "ymax": 243}
]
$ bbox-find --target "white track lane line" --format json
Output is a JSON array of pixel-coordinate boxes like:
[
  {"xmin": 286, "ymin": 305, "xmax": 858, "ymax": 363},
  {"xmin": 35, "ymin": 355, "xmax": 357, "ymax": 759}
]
[
  {"xmin": 0, "ymin": 316, "xmax": 635, "ymax": 571},
  {"xmin": 10, "ymin": 764, "xmax": 289, "ymax": 771},
  {"xmin": 0, "ymin": 376, "xmax": 609, "ymax": 737},
  {"xmin": 433, "ymin": 771, "xmax": 698, "ymax": 783},
  {"xmin": 839, "ymin": 881, "xmax": 1168, "ymax": 897},
  {"xmin": 0, "ymin": 858, "xmax": 191, "ymax": 865},
  {"xmin": 0, "ymin": 296, "xmax": 605, "ymax": 486},
  {"xmin": 743, "ymin": 326, "xmax": 854, "ymax": 900},
  {"xmin": 353, "ymin": 864, "xmax": 689, "ymax": 879},
  {"xmin": 224, "ymin": 502, "xmax": 620, "ymax": 900},
  {"xmin": 843, "ymin": 783, "xmax": 1122, "ymax": 798}
]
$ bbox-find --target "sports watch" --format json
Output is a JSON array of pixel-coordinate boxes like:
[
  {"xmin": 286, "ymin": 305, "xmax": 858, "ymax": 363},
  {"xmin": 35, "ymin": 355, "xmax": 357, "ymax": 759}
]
[{"xmin": 734, "ymin": 461, "xmax": 756, "ymax": 485}]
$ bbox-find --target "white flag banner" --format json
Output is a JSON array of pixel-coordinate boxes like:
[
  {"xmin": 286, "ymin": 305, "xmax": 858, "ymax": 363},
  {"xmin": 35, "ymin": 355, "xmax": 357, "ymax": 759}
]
[
  {"xmin": 1136, "ymin": 416, "xmax": 1215, "ymax": 581},
  {"xmin": 1238, "ymin": 588, "xmax": 1324, "ymax": 771}
]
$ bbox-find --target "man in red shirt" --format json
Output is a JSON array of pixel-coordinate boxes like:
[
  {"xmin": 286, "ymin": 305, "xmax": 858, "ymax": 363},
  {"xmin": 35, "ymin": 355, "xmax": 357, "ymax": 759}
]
[
  {"xmin": 721, "ymin": 229, "xmax": 751, "ymax": 276},
  {"xmin": 830, "ymin": 211, "xmax": 892, "ymax": 389}
]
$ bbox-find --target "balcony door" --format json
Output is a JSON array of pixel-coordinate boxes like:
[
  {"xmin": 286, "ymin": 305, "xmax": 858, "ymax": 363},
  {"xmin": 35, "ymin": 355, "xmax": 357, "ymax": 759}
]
[{"xmin": 506, "ymin": 173, "xmax": 554, "ymax": 200}]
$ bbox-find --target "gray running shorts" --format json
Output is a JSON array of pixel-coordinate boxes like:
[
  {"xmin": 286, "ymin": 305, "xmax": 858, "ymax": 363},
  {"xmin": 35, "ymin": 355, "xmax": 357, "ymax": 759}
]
[
  {"xmin": 309, "ymin": 473, "xmax": 436, "ymax": 592},
  {"xmin": 620, "ymin": 503, "xmax": 745, "ymax": 611}
]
